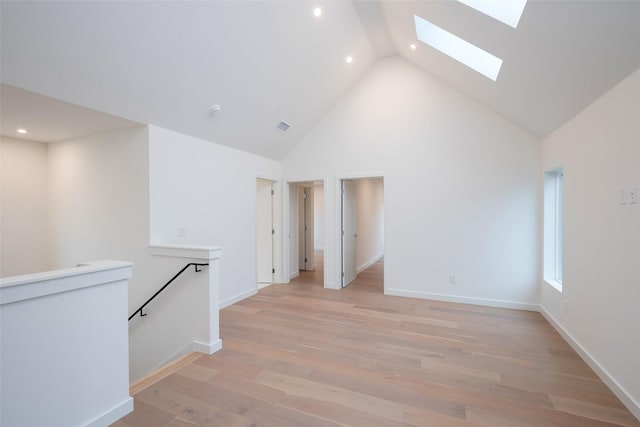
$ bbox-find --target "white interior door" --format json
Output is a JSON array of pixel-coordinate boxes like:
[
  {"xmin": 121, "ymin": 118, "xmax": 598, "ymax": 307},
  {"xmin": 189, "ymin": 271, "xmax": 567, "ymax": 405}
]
[
  {"xmin": 304, "ymin": 186, "xmax": 314, "ymax": 270},
  {"xmin": 298, "ymin": 186, "xmax": 315, "ymax": 271},
  {"xmin": 342, "ymin": 180, "xmax": 357, "ymax": 287},
  {"xmin": 298, "ymin": 186, "xmax": 306, "ymax": 270},
  {"xmin": 256, "ymin": 179, "xmax": 273, "ymax": 283}
]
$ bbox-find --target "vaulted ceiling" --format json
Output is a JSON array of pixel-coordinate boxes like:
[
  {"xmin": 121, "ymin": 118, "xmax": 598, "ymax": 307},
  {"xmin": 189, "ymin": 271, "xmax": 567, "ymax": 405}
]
[{"xmin": 2, "ymin": 1, "xmax": 640, "ymax": 159}]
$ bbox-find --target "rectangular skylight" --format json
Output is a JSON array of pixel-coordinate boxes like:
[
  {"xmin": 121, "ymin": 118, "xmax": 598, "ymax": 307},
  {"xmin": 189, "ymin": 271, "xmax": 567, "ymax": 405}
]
[
  {"xmin": 457, "ymin": 0, "xmax": 527, "ymax": 28},
  {"xmin": 414, "ymin": 15, "xmax": 503, "ymax": 81}
]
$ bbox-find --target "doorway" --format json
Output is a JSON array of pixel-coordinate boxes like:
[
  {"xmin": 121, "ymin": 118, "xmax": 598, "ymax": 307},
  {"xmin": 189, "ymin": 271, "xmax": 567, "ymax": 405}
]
[
  {"xmin": 341, "ymin": 177, "xmax": 385, "ymax": 290},
  {"xmin": 298, "ymin": 185, "xmax": 314, "ymax": 271},
  {"xmin": 288, "ymin": 180, "xmax": 325, "ymax": 284},
  {"xmin": 256, "ymin": 178, "xmax": 275, "ymax": 288}
]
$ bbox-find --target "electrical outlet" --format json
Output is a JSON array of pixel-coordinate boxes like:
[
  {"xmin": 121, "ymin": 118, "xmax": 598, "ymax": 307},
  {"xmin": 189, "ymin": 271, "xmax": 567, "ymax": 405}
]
[
  {"xmin": 177, "ymin": 226, "xmax": 187, "ymax": 237},
  {"xmin": 448, "ymin": 274, "xmax": 456, "ymax": 284},
  {"xmin": 620, "ymin": 188, "xmax": 628, "ymax": 205},
  {"xmin": 630, "ymin": 186, "xmax": 639, "ymax": 204}
]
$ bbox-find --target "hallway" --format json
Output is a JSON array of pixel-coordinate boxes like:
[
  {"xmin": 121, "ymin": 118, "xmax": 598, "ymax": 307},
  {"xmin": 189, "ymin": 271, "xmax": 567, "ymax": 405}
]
[{"xmin": 291, "ymin": 250, "xmax": 384, "ymax": 294}]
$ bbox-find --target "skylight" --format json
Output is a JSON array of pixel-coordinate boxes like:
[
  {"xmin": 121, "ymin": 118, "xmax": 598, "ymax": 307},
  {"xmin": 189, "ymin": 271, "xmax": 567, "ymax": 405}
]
[
  {"xmin": 414, "ymin": 15, "xmax": 503, "ymax": 81},
  {"xmin": 457, "ymin": 0, "xmax": 527, "ymax": 28}
]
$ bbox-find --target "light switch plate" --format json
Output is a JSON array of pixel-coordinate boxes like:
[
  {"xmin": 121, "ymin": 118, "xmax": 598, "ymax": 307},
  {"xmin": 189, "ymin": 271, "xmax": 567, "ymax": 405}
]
[
  {"xmin": 620, "ymin": 188, "xmax": 628, "ymax": 205},
  {"xmin": 630, "ymin": 186, "xmax": 639, "ymax": 204}
]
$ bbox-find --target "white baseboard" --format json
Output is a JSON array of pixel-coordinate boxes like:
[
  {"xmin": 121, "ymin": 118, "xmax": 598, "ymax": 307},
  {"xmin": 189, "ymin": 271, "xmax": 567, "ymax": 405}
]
[
  {"xmin": 163, "ymin": 338, "xmax": 222, "ymax": 370},
  {"xmin": 289, "ymin": 271, "xmax": 299, "ymax": 280},
  {"xmin": 314, "ymin": 246, "xmax": 324, "ymax": 251},
  {"xmin": 357, "ymin": 253, "xmax": 384, "ymax": 274},
  {"xmin": 384, "ymin": 288, "xmax": 539, "ymax": 311},
  {"xmin": 190, "ymin": 339, "xmax": 222, "ymax": 355},
  {"xmin": 219, "ymin": 288, "xmax": 257, "ymax": 309},
  {"xmin": 257, "ymin": 282, "xmax": 272, "ymax": 290},
  {"xmin": 84, "ymin": 397, "xmax": 133, "ymax": 427},
  {"xmin": 383, "ymin": 288, "xmax": 638, "ymax": 419},
  {"xmin": 539, "ymin": 307, "xmax": 640, "ymax": 420},
  {"xmin": 325, "ymin": 281, "xmax": 338, "ymax": 290}
]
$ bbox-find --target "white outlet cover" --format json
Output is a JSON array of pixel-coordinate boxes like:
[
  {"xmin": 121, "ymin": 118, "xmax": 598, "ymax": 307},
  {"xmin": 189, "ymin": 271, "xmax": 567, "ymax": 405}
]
[
  {"xmin": 620, "ymin": 188, "xmax": 628, "ymax": 205},
  {"xmin": 630, "ymin": 186, "xmax": 639, "ymax": 204}
]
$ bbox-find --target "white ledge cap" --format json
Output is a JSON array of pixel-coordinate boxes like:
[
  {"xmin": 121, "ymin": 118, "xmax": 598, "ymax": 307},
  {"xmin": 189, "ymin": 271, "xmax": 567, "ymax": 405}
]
[
  {"xmin": 148, "ymin": 244, "xmax": 222, "ymax": 260},
  {"xmin": 1, "ymin": 260, "xmax": 133, "ymax": 305}
]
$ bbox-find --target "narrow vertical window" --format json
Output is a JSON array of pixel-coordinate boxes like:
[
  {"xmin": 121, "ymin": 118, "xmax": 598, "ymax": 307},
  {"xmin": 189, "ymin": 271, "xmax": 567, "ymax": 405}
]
[{"xmin": 544, "ymin": 167, "xmax": 563, "ymax": 290}]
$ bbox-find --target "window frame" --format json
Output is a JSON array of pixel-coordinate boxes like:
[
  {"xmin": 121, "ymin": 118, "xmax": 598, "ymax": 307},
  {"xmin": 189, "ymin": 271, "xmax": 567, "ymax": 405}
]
[{"xmin": 544, "ymin": 167, "xmax": 563, "ymax": 291}]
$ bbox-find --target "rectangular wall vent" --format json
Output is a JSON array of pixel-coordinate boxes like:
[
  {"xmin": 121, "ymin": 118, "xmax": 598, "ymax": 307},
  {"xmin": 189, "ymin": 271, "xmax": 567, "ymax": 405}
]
[{"xmin": 275, "ymin": 121, "xmax": 291, "ymax": 133}]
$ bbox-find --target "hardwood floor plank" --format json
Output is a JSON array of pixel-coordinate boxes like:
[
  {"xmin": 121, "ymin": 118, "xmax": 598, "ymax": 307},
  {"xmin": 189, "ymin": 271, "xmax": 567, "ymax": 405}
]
[
  {"xmin": 118, "ymin": 400, "xmax": 175, "ymax": 427},
  {"xmin": 115, "ymin": 251, "xmax": 639, "ymax": 426},
  {"xmin": 130, "ymin": 352, "xmax": 203, "ymax": 395},
  {"xmin": 550, "ymin": 395, "xmax": 640, "ymax": 427}
]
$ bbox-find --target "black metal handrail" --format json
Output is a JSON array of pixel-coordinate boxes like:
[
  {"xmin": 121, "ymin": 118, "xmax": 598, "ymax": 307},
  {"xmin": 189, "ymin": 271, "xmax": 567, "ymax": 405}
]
[{"xmin": 128, "ymin": 263, "xmax": 209, "ymax": 321}]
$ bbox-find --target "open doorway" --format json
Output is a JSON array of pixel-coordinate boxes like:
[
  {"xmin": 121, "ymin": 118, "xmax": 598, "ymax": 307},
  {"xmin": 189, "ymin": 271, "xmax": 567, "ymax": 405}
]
[
  {"xmin": 256, "ymin": 178, "xmax": 275, "ymax": 289},
  {"xmin": 288, "ymin": 180, "xmax": 325, "ymax": 286},
  {"xmin": 298, "ymin": 185, "xmax": 315, "ymax": 271},
  {"xmin": 341, "ymin": 177, "xmax": 384, "ymax": 292}
]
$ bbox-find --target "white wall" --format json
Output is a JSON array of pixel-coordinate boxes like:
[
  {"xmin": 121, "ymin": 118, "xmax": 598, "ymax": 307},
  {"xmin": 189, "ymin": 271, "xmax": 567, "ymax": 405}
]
[
  {"xmin": 355, "ymin": 177, "xmax": 384, "ymax": 271},
  {"xmin": 0, "ymin": 137, "xmax": 49, "ymax": 277},
  {"xmin": 313, "ymin": 183, "xmax": 324, "ymax": 249},
  {"xmin": 47, "ymin": 126, "xmax": 228, "ymax": 382},
  {"xmin": 1, "ymin": 261, "xmax": 133, "ymax": 427},
  {"xmin": 283, "ymin": 57, "xmax": 541, "ymax": 308},
  {"xmin": 148, "ymin": 125, "xmax": 281, "ymax": 307},
  {"xmin": 540, "ymin": 67, "xmax": 640, "ymax": 418},
  {"xmin": 48, "ymin": 127, "xmax": 150, "ymax": 270},
  {"xmin": 46, "ymin": 126, "xmax": 164, "ymax": 381}
]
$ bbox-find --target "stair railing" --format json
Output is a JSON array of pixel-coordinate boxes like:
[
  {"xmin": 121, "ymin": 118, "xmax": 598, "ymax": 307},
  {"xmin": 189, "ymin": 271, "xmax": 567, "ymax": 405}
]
[{"xmin": 128, "ymin": 263, "xmax": 209, "ymax": 321}]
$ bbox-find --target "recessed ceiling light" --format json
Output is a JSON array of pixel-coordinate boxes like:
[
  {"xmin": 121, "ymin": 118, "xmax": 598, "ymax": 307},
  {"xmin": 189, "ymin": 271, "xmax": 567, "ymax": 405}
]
[
  {"xmin": 345, "ymin": 55, "xmax": 353, "ymax": 64},
  {"xmin": 16, "ymin": 129, "xmax": 28, "ymax": 134},
  {"xmin": 313, "ymin": 7, "xmax": 322, "ymax": 17},
  {"xmin": 409, "ymin": 43, "xmax": 417, "ymax": 51}
]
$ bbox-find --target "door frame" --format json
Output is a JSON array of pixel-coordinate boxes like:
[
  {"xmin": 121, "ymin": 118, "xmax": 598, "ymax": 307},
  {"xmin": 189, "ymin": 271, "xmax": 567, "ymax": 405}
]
[
  {"xmin": 254, "ymin": 176, "xmax": 281, "ymax": 287},
  {"xmin": 283, "ymin": 177, "xmax": 328, "ymax": 287},
  {"xmin": 335, "ymin": 174, "xmax": 386, "ymax": 292},
  {"xmin": 340, "ymin": 179, "xmax": 357, "ymax": 287}
]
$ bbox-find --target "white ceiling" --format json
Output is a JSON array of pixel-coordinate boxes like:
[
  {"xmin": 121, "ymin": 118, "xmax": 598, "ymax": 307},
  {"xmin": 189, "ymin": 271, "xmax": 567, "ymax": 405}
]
[
  {"xmin": 2, "ymin": 1, "xmax": 640, "ymax": 158},
  {"xmin": 374, "ymin": 0, "xmax": 640, "ymax": 138},
  {"xmin": 0, "ymin": 84, "xmax": 139, "ymax": 143}
]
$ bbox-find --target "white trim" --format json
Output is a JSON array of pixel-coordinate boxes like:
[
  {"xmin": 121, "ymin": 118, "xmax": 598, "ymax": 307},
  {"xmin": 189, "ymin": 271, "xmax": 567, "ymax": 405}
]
[
  {"xmin": 544, "ymin": 278, "xmax": 563, "ymax": 293},
  {"xmin": 219, "ymin": 288, "xmax": 257, "ymax": 309},
  {"xmin": 148, "ymin": 244, "xmax": 222, "ymax": 260},
  {"xmin": 0, "ymin": 260, "xmax": 132, "ymax": 305},
  {"xmin": 190, "ymin": 339, "xmax": 222, "ymax": 355},
  {"xmin": 290, "ymin": 271, "xmax": 299, "ymax": 280},
  {"xmin": 258, "ymin": 282, "xmax": 273, "ymax": 290},
  {"xmin": 83, "ymin": 397, "xmax": 133, "ymax": 427},
  {"xmin": 385, "ymin": 288, "xmax": 539, "ymax": 311},
  {"xmin": 539, "ymin": 307, "xmax": 640, "ymax": 420},
  {"xmin": 325, "ymin": 281, "xmax": 339, "ymax": 290},
  {"xmin": 283, "ymin": 177, "xmax": 330, "ymax": 289},
  {"xmin": 159, "ymin": 338, "xmax": 222, "ymax": 372},
  {"xmin": 357, "ymin": 253, "xmax": 384, "ymax": 274}
]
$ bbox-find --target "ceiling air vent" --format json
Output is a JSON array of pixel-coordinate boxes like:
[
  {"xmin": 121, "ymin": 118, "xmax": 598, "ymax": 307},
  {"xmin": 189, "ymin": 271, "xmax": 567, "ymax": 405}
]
[{"xmin": 275, "ymin": 120, "xmax": 291, "ymax": 133}]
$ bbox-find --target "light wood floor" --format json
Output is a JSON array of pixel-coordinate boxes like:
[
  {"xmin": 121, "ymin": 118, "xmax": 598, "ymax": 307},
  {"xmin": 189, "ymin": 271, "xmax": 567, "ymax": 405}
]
[{"xmin": 114, "ymin": 252, "xmax": 639, "ymax": 426}]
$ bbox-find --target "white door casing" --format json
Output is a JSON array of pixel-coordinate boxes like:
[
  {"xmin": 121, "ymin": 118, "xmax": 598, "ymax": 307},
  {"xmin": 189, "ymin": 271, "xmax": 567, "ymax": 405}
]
[
  {"xmin": 342, "ymin": 180, "xmax": 357, "ymax": 287},
  {"xmin": 256, "ymin": 179, "xmax": 273, "ymax": 283}
]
